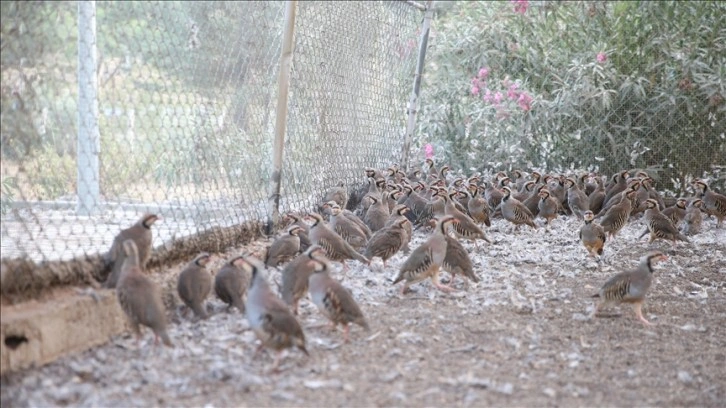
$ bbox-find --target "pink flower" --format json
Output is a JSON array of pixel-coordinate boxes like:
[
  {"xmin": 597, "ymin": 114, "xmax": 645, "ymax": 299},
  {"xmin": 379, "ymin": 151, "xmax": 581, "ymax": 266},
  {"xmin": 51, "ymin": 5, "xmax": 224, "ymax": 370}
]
[
  {"xmin": 517, "ymin": 92, "xmax": 533, "ymax": 111},
  {"xmin": 494, "ymin": 91, "xmax": 503, "ymax": 105},
  {"xmin": 424, "ymin": 143, "xmax": 434, "ymax": 159},
  {"xmin": 471, "ymin": 85, "xmax": 480, "ymax": 96},
  {"xmin": 478, "ymin": 67, "xmax": 489, "ymax": 79},
  {"xmin": 512, "ymin": 0, "xmax": 528, "ymax": 14},
  {"xmin": 596, "ymin": 52, "xmax": 607, "ymax": 63},
  {"xmin": 507, "ymin": 83, "xmax": 520, "ymax": 100},
  {"xmin": 482, "ymin": 89, "xmax": 493, "ymax": 104}
]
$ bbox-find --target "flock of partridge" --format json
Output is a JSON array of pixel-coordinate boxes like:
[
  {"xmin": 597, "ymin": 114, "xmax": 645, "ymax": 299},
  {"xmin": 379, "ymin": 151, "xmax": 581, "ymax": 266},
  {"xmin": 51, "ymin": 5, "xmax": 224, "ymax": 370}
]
[{"xmin": 100, "ymin": 160, "xmax": 726, "ymax": 370}]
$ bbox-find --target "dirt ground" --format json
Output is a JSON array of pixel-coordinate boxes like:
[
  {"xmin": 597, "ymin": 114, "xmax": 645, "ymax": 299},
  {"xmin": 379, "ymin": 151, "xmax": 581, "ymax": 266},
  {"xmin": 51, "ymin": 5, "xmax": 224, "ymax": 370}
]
[{"xmin": 2, "ymin": 214, "xmax": 725, "ymax": 407}]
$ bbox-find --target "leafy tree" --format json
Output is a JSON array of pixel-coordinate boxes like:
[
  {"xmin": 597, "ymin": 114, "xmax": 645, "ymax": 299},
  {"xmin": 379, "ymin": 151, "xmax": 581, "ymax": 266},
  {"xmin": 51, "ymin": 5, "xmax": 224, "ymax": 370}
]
[{"xmin": 417, "ymin": 1, "xmax": 725, "ymax": 192}]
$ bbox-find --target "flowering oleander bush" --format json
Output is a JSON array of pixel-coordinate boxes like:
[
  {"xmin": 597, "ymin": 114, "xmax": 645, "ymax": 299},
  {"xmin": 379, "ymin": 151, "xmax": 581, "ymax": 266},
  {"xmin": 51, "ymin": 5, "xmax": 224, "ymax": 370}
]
[{"xmin": 416, "ymin": 1, "xmax": 725, "ymax": 192}]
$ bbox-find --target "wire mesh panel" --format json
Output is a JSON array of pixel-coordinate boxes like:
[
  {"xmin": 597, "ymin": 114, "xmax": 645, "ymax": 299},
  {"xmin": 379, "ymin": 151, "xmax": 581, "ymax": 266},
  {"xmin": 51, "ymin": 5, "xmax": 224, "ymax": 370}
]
[
  {"xmin": 0, "ymin": 1, "xmax": 422, "ymax": 267},
  {"xmin": 415, "ymin": 1, "xmax": 725, "ymax": 194},
  {"xmin": 280, "ymin": 1, "xmax": 421, "ymax": 212},
  {"xmin": 1, "ymin": 1, "xmax": 284, "ymax": 263}
]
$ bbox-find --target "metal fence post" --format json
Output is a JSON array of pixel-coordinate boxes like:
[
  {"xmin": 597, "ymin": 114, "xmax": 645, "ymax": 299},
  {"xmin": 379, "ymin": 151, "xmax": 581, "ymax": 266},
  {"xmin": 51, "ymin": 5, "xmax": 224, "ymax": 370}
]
[
  {"xmin": 401, "ymin": 0, "xmax": 434, "ymax": 172},
  {"xmin": 77, "ymin": 1, "xmax": 101, "ymax": 216},
  {"xmin": 267, "ymin": 0, "xmax": 298, "ymax": 234}
]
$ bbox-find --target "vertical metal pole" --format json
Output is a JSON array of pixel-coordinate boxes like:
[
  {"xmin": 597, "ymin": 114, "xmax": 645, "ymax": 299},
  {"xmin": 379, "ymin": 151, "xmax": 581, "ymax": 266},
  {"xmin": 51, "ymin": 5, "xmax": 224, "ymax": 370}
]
[
  {"xmin": 77, "ymin": 1, "xmax": 101, "ymax": 216},
  {"xmin": 401, "ymin": 1, "xmax": 434, "ymax": 172},
  {"xmin": 267, "ymin": 0, "xmax": 298, "ymax": 234}
]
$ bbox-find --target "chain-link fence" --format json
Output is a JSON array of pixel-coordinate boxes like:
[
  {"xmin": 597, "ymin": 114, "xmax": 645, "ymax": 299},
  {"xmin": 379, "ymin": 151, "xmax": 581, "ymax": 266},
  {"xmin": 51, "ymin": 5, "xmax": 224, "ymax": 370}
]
[
  {"xmin": 415, "ymin": 1, "xmax": 725, "ymax": 195},
  {"xmin": 0, "ymin": 0, "xmax": 422, "ymax": 278}
]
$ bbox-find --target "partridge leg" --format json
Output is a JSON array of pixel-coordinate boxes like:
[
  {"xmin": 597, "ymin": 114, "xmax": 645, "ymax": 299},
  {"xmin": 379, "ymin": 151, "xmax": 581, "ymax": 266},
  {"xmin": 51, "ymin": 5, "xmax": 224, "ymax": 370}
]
[
  {"xmin": 431, "ymin": 277, "xmax": 454, "ymax": 293},
  {"xmin": 632, "ymin": 302, "xmax": 653, "ymax": 326},
  {"xmin": 343, "ymin": 324, "xmax": 351, "ymax": 343},
  {"xmin": 271, "ymin": 350, "xmax": 284, "ymax": 372}
]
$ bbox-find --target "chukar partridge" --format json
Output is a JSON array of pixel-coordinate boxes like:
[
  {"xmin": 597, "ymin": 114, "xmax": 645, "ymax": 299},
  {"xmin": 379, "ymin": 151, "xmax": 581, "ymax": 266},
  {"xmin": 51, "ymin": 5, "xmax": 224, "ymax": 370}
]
[
  {"xmin": 265, "ymin": 225, "xmax": 302, "ymax": 267},
  {"xmin": 364, "ymin": 218, "xmax": 409, "ymax": 267},
  {"xmin": 324, "ymin": 203, "xmax": 368, "ymax": 250},
  {"xmin": 215, "ymin": 255, "xmax": 249, "ymax": 313},
  {"xmin": 426, "ymin": 218, "xmax": 478, "ymax": 287},
  {"xmin": 693, "ymin": 179, "xmax": 726, "ymax": 228},
  {"xmin": 177, "ymin": 252, "xmax": 212, "ymax": 319},
  {"xmin": 442, "ymin": 190, "xmax": 492, "ymax": 247},
  {"xmin": 322, "ymin": 181, "xmax": 348, "ymax": 210},
  {"xmin": 588, "ymin": 175, "xmax": 606, "ymax": 214},
  {"xmin": 393, "ymin": 215, "xmax": 458, "ymax": 294},
  {"xmin": 641, "ymin": 198, "xmax": 689, "ymax": 247},
  {"xmin": 661, "ymin": 198, "xmax": 688, "ymax": 228},
  {"xmin": 602, "ymin": 170, "xmax": 630, "ymax": 208},
  {"xmin": 385, "ymin": 204, "xmax": 414, "ymax": 253},
  {"xmin": 522, "ymin": 184, "xmax": 544, "ymax": 218},
  {"xmin": 592, "ymin": 251, "xmax": 668, "ymax": 326},
  {"xmin": 116, "ymin": 240, "xmax": 172, "ymax": 347},
  {"xmin": 364, "ymin": 192, "xmax": 391, "ymax": 233},
  {"xmin": 566, "ymin": 177, "xmax": 590, "ymax": 219},
  {"xmin": 103, "ymin": 213, "xmax": 161, "ymax": 289},
  {"xmin": 242, "ymin": 256, "xmax": 308, "ymax": 371},
  {"xmin": 680, "ymin": 199, "xmax": 703, "ymax": 236},
  {"xmin": 308, "ymin": 212, "xmax": 370, "ymax": 269},
  {"xmin": 467, "ymin": 185, "xmax": 492, "ymax": 227},
  {"xmin": 280, "ymin": 245, "xmax": 327, "ymax": 315},
  {"xmin": 599, "ymin": 190, "xmax": 635, "ymax": 240},
  {"xmin": 284, "ymin": 213, "xmax": 311, "ymax": 251},
  {"xmin": 537, "ymin": 188, "xmax": 559, "ymax": 225},
  {"xmin": 501, "ymin": 186, "xmax": 537, "ymax": 230},
  {"xmin": 308, "ymin": 252, "xmax": 370, "ymax": 342},
  {"xmin": 580, "ymin": 210, "xmax": 606, "ymax": 258}
]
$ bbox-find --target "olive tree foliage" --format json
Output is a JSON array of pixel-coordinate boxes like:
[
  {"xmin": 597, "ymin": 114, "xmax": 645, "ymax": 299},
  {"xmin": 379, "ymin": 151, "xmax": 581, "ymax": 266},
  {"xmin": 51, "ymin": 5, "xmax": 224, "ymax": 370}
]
[{"xmin": 416, "ymin": 1, "xmax": 725, "ymax": 192}]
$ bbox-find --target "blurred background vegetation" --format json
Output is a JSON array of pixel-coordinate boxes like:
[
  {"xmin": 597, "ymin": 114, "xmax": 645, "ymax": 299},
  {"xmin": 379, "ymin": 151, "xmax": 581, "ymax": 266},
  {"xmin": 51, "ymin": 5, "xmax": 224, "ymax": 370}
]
[{"xmin": 415, "ymin": 1, "xmax": 725, "ymax": 193}]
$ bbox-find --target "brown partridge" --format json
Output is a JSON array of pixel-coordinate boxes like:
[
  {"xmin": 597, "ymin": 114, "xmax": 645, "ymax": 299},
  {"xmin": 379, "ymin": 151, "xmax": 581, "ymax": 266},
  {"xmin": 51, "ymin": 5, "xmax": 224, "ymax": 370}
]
[
  {"xmin": 215, "ymin": 255, "xmax": 249, "ymax": 313},
  {"xmin": 364, "ymin": 218, "xmax": 409, "ymax": 267},
  {"xmin": 308, "ymin": 252, "xmax": 370, "ymax": 343},
  {"xmin": 680, "ymin": 199, "xmax": 703, "ymax": 236},
  {"xmin": 579, "ymin": 210, "xmax": 606, "ymax": 258},
  {"xmin": 592, "ymin": 251, "xmax": 668, "ymax": 326},
  {"xmin": 280, "ymin": 245, "xmax": 327, "ymax": 315},
  {"xmin": 103, "ymin": 213, "xmax": 161, "ymax": 289},
  {"xmin": 243, "ymin": 256, "xmax": 308, "ymax": 371},
  {"xmin": 393, "ymin": 215, "xmax": 458, "ymax": 294},
  {"xmin": 116, "ymin": 240, "xmax": 173, "ymax": 347},
  {"xmin": 265, "ymin": 225, "xmax": 302, "ymax": 267},
  {"xmin": 693, "ymin": 179, "xmax": 726, "ymax": 228},
  {"xmin": 308, "ymin": 212, "xmax": 370, "ymax": 268},
  {"xmin": 501, "ymin": 187, "xmax": 537, "ymax": 230},
  {"xmin": 177, "ymin": 252, "xmax": 212, "ymax": 319},
  {"xmin": 641, "ymin": 199, "xmax": 689, "ymax": 247}
]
